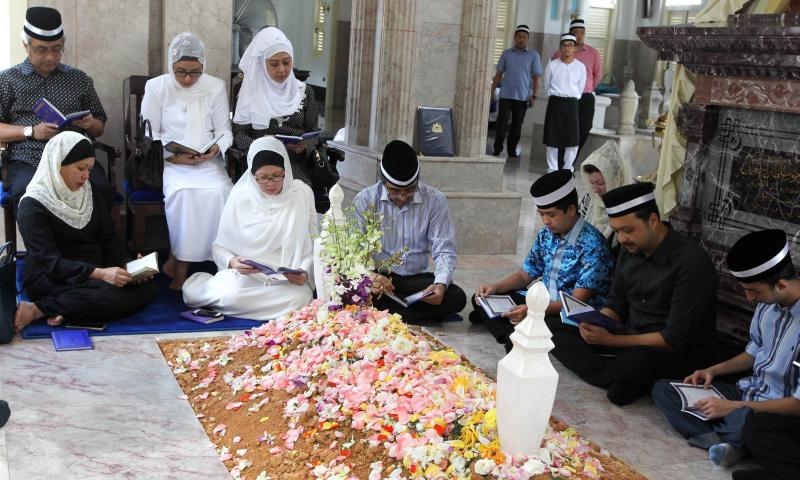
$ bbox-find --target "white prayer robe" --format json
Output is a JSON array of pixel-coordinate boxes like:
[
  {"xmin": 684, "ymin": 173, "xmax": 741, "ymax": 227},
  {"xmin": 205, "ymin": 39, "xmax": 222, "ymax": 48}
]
[{"xmin": 182, "ymin": 137, "xmax": 317, "ymax": 321}]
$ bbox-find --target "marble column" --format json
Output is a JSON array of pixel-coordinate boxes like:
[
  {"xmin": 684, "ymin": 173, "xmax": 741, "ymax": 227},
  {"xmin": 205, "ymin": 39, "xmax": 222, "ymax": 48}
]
[
  {"xmin": 370, "ymin": 0, "xmax": 421, "ymax": 150},
  {"xmin": 344, "ymin": 0, "xmax": 377, "ymax": 146},
  {"xmin": 453, "ymin": 0, "xmax": 497, "ymax": 157}
]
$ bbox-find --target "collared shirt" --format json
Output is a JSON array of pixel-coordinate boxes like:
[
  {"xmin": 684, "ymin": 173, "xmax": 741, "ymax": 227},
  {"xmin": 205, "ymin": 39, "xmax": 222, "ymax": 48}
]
[
  {"xmin": 737, "ymin": 301, "xmax": 800, "ymax": 402},
  {"xmin": 522, "ymin": 217, "xmax": 613, "ymax": 308},
  {"xmin": 496, "ymin": 47, "xmax": 544, "ymax": 101},
  {"xmin": 604, "ymin": 226, "xmax": 718, "ymax": 356},
  {"xmin": 353, "ymin": 182, "xmax": 457, "ymax": 285},
  {"xmin": 552, "ymin": 43, "xmax": 603, "ymax": 93},
  {"xmin": 544, "ymin": 58, "xmax": 587, "ymax": 99},
  {"xmin": 0, "ymin": 58, "xmax": 107, "ymax": 167}
]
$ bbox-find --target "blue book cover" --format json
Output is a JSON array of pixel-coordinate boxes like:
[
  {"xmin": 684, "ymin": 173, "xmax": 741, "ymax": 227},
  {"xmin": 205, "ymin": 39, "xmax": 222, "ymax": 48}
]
[
  {"xmin": 417, "ymin": 107, "xmax": 455, "ymax": 157},
  {"xmin": 32, "ymin": 98, "xmax": 90, "ymax": 127},
  {"xmin": 274, "ymin": 131, "xmax": 321, "ymax": 145},
  {"xmin": 241, "ymin": 259, "xmax": 304, "ymax": 276},
  {"xmin": 51, "ymin": 329, "xmax": 93, "ymax": 351},
  {"xmin": 559, "ymin": 291, "xmax": 624, "ymax": 332}
]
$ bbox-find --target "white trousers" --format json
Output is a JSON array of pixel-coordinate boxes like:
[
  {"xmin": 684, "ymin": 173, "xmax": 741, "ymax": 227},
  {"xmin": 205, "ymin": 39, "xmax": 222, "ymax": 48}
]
[{"xmin": 546, "ymin": 146, "xmax": 578, "ymax": 172}]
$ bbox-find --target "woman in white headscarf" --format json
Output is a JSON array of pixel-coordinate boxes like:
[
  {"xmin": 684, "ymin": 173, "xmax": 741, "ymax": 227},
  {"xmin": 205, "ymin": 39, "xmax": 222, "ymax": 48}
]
[
  {"xmin": 182, "ymin": 136, "xmax": 316, "ymax": 320},
  {"xmin": 14, "ymin": 132, "xmax": 158, "ymax": 333},
  {"xmin": 140, "ymin": 32, "xmax": 234, "ymax": 289},
  {"xmin": 578, "ymin": 140, "xmax": 630, "ymax": 251},
  {"xmin": 233, "ymin": 27, "xmax": 319, "ymax": 186}
]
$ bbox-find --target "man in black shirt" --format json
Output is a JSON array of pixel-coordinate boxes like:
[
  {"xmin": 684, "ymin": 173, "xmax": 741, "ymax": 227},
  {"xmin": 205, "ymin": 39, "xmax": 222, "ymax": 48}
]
[
  {"xmin": 545, "ymin": 183, "xmax": 718, "ymax": 406},
  {"xmin": 0, "ymin": 6, "xmax": 109, "ymax": 211}
]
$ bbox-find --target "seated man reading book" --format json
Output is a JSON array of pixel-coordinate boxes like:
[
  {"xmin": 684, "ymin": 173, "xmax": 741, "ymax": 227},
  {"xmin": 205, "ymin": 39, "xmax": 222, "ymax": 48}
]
[
  {"xmin": 470, "ymin": 170, "xmax": 614, "ymax": 352},
  {"xmin": 0, "ymin": 7, "xmax": 110, "ymax": 212},
  {"xmin": 548, "ymin": 182, "xmax": 719, "ymax": 406},
  {"xmin": 652, "ymin": 229, "xmax": 800, "ymax": 471},
  {"xmin": 352, "ymin": 140, "xmax": 467, "ymax": 323}
]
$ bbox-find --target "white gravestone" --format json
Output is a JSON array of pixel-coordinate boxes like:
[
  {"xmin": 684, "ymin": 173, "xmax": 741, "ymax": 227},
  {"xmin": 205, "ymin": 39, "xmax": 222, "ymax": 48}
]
[
  {"xmin": 313, "ymin": 184, "xmax": 346, "ymax": 303},
  {"xmin": 496, "ymin": 282, "xmax": 559, "ymax": 456}
]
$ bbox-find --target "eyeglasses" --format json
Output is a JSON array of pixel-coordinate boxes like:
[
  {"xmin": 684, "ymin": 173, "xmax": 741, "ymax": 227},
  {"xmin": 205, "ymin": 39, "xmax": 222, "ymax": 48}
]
[
  {"xmin": 30, "ymin": 45, "xmax": 64, "ymax": 55},
  {"xmin": 173, "ymin": 70, "xmax": 203, "ymax": 78},
  {"xmin": 385, "ymin": 184, "xmax": 417, "ymax": 198},
  {"xmin": 254, "ymin": 173, "xmax": 285, "ymax": 184}
]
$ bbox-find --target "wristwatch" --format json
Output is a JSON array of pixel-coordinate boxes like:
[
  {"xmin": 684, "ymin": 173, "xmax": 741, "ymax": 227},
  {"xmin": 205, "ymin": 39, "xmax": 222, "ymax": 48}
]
[{"xmin": 23, "ymin": 126, "xmax": 34, "ymax": 140}]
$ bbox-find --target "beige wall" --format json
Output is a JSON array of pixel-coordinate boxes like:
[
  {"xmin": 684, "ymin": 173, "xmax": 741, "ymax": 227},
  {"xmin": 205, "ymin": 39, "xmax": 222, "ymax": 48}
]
[{"xmin": 1, "ymin": 0, "xmax": 28, "ymax": 68}]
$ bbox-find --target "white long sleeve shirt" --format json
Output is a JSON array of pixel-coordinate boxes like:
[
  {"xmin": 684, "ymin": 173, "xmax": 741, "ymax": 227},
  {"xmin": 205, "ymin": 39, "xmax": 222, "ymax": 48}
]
[{"xmin": 544, "ymin": 58, "xmax": 587, "ymax": 99}]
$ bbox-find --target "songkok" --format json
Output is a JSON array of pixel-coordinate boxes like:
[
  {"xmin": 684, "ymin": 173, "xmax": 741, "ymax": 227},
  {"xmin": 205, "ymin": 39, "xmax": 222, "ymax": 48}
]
[
  {"xmin": 603, "ymin": 183, "xmax": 657, "ymax": 217},
  {"xmin": 251, "ymin": 150, "xmax": 285, "ymax": 174},
  {"xmin": 380, "ymin": 140, "xmax": 419, "ymax": 187},
  {"xmin": 570, "ymin": 19, "xmax": 587, "ymax": 30},
  {"xmin": 530, "ymin": 170, "xmax": 576, "ymax": 208},
  {"xmin": 62, "ymin": 139, "xmax": 94, "ymax": 166},
  {"xmin": 24, "ymin": 7, "xmax": 64, "ymax": 41},
  {"xmin": 560, "ymin": 33, "xmax": 577, "ymax": 45},
  {"xmin": 514, "ymin": 24, "xmax": 531, "ymax": 34},
  {"xmin": 726, "ymin": 229, "xmax": 792, "ymax": 283}
]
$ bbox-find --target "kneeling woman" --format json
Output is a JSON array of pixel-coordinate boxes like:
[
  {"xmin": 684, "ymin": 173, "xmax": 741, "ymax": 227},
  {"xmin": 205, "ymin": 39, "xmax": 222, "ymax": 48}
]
[
  {"xmin": 15, "ymin": 132, "xmax": 158, "ymax": 331},
  {"xmin": 182, "ymin": 137, "xmax": 316, "ymax": 320}
]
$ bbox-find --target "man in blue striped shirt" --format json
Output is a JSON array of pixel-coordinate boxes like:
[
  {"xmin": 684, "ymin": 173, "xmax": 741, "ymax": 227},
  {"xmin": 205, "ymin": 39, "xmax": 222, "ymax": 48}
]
[
  {"xmin": 352, "ymin": 140, "xmax": 466, "ymax": 323},
  {"xmin": 652, "ymin": 229, "xmax": 800, "ymax": 471}
]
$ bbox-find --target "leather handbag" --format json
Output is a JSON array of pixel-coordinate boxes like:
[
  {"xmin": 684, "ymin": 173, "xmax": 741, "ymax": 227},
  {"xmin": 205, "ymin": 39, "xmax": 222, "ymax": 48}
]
[
  {"xmin": 0, "ymin": 241, "xmax": 17, "ymax": 344},
  {"xmin": 307, "ymin": 141, "xmax": 340, "ymax": 190},
  {"xmin": 125, "ymin": 116, "xmax": 164, "ymax": 191}
]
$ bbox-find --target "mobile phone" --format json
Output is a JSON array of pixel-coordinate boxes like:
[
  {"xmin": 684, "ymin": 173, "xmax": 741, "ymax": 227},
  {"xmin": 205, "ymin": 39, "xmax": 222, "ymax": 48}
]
[
  {"xmin": 65, "ymin": 321, "xmax": 108, "ymax": 331},
  {"xmin": 192, "ymin": 308, "xmax": 222, "ymax": 318}
]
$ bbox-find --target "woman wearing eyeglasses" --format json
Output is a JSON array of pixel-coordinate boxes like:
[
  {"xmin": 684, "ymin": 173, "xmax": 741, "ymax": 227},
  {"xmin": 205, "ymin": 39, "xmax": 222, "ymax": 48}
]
[
  {"xmin": 232, "ymin": 27, "xmax": 319, "ymax": 186},
  {"xmin": 140, "ymin": 32, "xmax": 234, "ymax": 289},
  {"xmin": 182, "ymin": 137, "xmax": 316, "ymax": 320}
]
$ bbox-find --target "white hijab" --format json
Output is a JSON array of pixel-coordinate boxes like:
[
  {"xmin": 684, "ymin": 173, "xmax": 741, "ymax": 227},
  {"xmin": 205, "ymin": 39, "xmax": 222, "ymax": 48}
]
[
  {"xmin": 166, "ymin": 32, "xmax": 216, "ymax": 151},
  {"xmin": 233, "ymin": 27, "xmax": 306, "ymax": 129},
  {"xmin": 21, "ymin": 131, "xmax": 94, "ymax": 229},
  {"xmin": 214, "ymin": 136, "xmax": 315, "ymax": 270},
  {"xmin": 580, "ymin": 141, "xmax": 629, "ymax": 238}
]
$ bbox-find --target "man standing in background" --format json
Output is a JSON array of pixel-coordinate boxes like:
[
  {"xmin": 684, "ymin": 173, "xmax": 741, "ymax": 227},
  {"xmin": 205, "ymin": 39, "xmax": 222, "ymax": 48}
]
[{"xmin": 491, "ymin": 24, "xmax": 543, "ymax": 160}]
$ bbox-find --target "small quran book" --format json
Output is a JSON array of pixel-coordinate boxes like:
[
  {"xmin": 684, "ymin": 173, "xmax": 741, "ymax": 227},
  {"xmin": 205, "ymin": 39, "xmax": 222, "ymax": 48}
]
[
  {"xmin": 274, "ymin": 131, "xmax": 322, "ymax": 145},
  {"xmin": 241, "ymin": 259, "xmax": 304, "ymax": 276},
  {"xmin": 417, "ymin": 107, "xmax": 455, "ymax": 157},
  {"xmin": 52, "ymin": 330, "xmax": 93, "ymax": 351},
  {"xmin": 383, "ymin": 290, "xmax": 434, "ymax": 308},
  {"xmin": 32, "ymin": 98, "xmax": 90, "ymax": 127},
  {"xmin": 559, "ymin": 291, "xmax": 624, "ymax": 332},
  {"xmin": 476, "ymin": 295, "xmax": 517, "ymax": 319},
  {"xmin": 126, "ymin": 252, "xmax": 159, "ymax": 281},
  {"xmin": 670, "ymin": 382, "xmax": 724, "ymax": 421},
  {"xmin": 163, "ymin": 134, "xmax": 224, "ymax": 156}
]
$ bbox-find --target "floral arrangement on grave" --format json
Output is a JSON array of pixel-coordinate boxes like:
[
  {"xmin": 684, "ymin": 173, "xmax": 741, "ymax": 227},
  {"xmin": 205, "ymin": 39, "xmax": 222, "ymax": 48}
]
[{"xmin": 318, "ymin": 203, "xmax": 404, "ymax": 307}]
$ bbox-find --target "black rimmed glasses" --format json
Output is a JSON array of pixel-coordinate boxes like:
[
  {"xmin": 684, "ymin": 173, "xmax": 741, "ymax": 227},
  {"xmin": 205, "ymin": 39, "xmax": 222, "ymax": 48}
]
[
  {"xmin": 30, "ymin": 45, "xmax": 64, "ymax": 55},
  {"xmin": 254, "ymin": 173, "xmax": 286, "ymax": 184},
  {"xmin": 173, "ymin": 70, "xmax": 203, "ymax": 78}
]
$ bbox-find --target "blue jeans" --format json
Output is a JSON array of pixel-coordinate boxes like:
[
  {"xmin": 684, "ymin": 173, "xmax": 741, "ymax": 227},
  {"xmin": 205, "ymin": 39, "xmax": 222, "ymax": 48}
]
[{"xmin": 651, "ymin": 379, "xmax": 753, "ymax": 448}]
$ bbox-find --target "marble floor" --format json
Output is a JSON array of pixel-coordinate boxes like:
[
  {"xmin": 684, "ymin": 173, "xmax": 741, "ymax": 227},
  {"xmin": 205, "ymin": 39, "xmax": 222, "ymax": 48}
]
[{"xmin": 0, "ymin": 158, "xmax": 752, "ymax": 479}]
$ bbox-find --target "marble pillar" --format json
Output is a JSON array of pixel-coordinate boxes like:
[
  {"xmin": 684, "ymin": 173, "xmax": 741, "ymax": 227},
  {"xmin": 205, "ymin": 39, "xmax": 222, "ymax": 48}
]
[
  {"xmin": 453, "ymin": 0, "xmax": 497, "ymax": 157},
  {"xmin": 162, "ymin": 0, "xmax": 233, "ymax": 90},
  {"xmin": 370, "ymin": 0, "xmax": 421, "ymax": 150},
  {"xmin": 344, "ymin": 0, "xmax": 377, "ymax": 146}
]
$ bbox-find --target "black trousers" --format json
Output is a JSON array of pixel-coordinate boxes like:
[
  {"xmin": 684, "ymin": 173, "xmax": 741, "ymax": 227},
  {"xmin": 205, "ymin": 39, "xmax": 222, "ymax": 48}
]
[
  {"xmin": 557, "ymin": 92, "xmax": 595, "ymax": 168},
  {"xmin": 493, "ymin": 98, "xmax": 528, "ymax": 156},
  {"xmin": 543, "ymin": 316, "xmax": 702, "ymax": 397},
  {"xmin": 469, "ymin": 291, "xmax": 528, "ymax": 352},
  {"xmin": 8, "ymin": 160, "xmax": 112, "ymax": 215},
  {"xmin": 372, "ymin": 272, "xmax": 466, "ymax": 324},
  {"xmin": 742, "ymin": 413, "xmax": 800, "ymax": 480},
  {"xmin": 32, "ymin": 279, "xmax": 158, "ymax": 324}
]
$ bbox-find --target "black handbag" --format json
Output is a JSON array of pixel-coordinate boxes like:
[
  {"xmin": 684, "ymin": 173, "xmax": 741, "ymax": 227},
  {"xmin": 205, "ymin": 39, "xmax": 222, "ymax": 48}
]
[
  {"xmin": 125, "ymin": 116, "xmax": 164, "ymax": 191},
  {"xmin": 0, "ymin": 241, "xmax": 17, "ymax": 344},
  {"xmin": 307, "ymin": 141, "xmax": 340, "ymax": 190}
]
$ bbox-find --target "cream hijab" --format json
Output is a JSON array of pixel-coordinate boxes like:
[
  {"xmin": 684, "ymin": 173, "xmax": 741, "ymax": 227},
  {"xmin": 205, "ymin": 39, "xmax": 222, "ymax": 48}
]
[
  {"xmin": 166, "ymin": 32, "xmax": 216, "ymax": 151},
  {"xmin": 213, "ymin": 136, "xmax": 315, "ymax": 271},
  {"xmin": 21, "ymin": 131, "xmax": 94, "ymax": 229},
  {"xmin": 233, "ymin": 27, "xmax": 306, "ymax": 129},
  {"xmin": 580, "ymin": 141, "xmax": 629, "ymax": 238}
]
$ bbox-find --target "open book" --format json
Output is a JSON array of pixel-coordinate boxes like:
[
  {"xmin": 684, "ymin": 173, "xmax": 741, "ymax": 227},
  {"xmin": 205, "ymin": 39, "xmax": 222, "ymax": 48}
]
[
  {"xmin": 670, "ymin": 382, "xmax": 724, "ymax": 421},
  {"xmin": 163, "ymin": 134, "xmax": 223, "ymax": 156},
  {"xmin": 559, "ymin": 291, "xmax": 624, "ymax": 332},
  {"xmin": 241, "ymin": 259, "xmax": 304, "ymax": 276},
  {"xmin": 32, "ymin": 98, "xmax": 90, "ymax": 127},
  {"xmin": 476, "ymin": 295, "xmax": 517, "ymax": 319},
  {"xmin": 274, "ymin": 131, "xmax": 322, "ymax": 145},
  {"xmin": 383, "ymin": 290, "xmax": 434, "ymax": 308},
  {"xmin": 126, "ymin": 252, "xmax": 159, "ymax": 281}
]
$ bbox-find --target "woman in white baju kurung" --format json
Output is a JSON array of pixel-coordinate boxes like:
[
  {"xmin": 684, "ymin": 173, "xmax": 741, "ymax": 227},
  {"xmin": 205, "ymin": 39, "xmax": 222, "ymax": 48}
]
[
  {"xmin": 140, "ymin": 32, "xmax": 233, "ymax": 289},
  {"xmin": 182, "ymin": 136, "xmax": 316, "ymax": 320}
]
